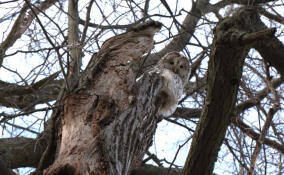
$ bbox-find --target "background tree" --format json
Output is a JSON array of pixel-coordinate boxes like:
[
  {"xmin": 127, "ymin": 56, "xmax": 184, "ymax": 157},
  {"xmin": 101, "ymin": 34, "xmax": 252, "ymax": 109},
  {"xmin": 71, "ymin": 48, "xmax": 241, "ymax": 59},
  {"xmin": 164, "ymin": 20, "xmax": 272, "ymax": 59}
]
[{"xmin": 0, "ymin": 0, "xmax": 284, "ymax": 175}]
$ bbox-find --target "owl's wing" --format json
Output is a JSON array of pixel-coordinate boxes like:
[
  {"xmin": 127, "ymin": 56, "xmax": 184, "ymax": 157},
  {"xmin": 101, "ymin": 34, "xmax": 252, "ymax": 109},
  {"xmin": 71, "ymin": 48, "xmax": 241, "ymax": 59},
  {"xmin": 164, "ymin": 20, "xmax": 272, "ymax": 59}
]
[
  {"xmin": 139, "ymin": 68, "xmax": 184, "ymax": 116},
  {"xmin": 161, "ymin": 69, "xmax": 184, "ymax": 100},
  {"xmin": 158, "ymin": 69, "xmax": 184, "ymax": 116}
]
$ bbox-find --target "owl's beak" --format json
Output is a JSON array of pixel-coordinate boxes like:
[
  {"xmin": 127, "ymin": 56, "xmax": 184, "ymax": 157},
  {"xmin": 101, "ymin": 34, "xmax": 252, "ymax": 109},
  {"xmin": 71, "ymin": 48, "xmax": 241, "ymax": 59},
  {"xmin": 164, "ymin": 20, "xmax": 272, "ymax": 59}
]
[{"xmin": 173, "ymin": 68, "xmax": 177, "ymax": 74}]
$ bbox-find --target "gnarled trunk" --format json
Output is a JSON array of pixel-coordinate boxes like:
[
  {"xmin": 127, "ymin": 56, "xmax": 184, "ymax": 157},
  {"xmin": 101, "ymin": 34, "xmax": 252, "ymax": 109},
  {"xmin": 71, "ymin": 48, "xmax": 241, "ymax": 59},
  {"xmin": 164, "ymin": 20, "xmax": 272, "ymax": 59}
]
[
  {"xmin": 183, "ymin": 7, "xmax": 276, "ymax": 174},
  {"xmin": 44, "ymin": 22, "xmax": 163, "ymax": 175}
]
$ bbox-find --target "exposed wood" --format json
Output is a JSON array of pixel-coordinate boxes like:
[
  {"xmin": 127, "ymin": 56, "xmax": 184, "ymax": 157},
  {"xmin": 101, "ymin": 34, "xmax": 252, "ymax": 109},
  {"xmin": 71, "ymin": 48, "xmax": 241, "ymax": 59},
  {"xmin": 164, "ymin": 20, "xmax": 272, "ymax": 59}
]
[
  {"xmin": 44, "ymin": 21, "xmax": 162, "ymax": 175},
  {"xmin": 1, "ymin": 1, "xmax": 284, "ymax": 174}
]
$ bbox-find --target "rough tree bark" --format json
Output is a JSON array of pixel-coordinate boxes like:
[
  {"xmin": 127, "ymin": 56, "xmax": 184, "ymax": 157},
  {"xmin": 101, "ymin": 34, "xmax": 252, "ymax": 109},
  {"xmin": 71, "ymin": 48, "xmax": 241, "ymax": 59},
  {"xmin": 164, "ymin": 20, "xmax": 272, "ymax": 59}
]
[
  {"xmin": 42, "ymin": 21, "xmax": 165, "ymax": 175},
  {"xmin": 1, "ymin": 2, "xmax": 284, "ymax": 174},
  {"xmin": 183, "ymin": 7, "xmax": 277, "ymax": 175},
  {"xmin": 0, "ymin": 138, "xmax": 46, "ymax": 175}
]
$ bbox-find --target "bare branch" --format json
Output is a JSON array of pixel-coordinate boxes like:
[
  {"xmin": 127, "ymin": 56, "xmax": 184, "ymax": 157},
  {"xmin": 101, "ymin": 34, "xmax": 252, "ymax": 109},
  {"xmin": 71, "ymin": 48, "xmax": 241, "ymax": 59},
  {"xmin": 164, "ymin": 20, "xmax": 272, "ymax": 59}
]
[{"xmin": 0, "ymin": 0, "xmax": 57, "ymax": 67}]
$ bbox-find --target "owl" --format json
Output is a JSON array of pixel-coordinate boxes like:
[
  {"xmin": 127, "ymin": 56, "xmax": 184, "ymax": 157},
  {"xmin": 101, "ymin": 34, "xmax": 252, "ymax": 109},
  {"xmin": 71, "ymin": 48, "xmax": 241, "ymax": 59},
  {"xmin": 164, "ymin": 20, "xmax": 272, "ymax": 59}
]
[{"xmin": 150, "ymin": 51, "xmax": 190, "ymax": 116}]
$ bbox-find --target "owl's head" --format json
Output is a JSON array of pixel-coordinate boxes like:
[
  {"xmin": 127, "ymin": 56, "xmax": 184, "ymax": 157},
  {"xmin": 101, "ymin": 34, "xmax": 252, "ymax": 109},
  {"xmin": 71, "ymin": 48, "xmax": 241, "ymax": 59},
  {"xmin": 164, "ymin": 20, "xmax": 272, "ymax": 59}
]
[{"xmin": 158, "ymin": 51, "xmax": 190, "ymax": 84}]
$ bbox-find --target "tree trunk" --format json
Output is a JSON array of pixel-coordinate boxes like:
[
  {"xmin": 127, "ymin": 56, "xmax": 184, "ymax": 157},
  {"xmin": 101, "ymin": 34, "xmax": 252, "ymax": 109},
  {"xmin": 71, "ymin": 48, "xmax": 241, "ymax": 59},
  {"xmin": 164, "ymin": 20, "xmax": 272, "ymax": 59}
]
[
  {"xmin": 44, "ymin": 21, "xmax": 163, "ymax": 175},
  {"xmin": 183, "ymin": 7, "xmax": 275, "ymax": 174}
]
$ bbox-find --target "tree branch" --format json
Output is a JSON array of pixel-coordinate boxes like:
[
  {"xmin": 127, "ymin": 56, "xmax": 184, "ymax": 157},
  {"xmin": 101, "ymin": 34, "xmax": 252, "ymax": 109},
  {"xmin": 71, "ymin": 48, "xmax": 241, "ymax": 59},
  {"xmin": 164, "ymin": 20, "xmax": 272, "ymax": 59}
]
[
  {"xmin": 240, "ymin": 28, "xmax": 276, "ymax": 45},
  {"xmin": 173, "ymin": 76, "xmax": 284, "ymax": 155},
  {"xmin": 0, "ymin": 76, "xmax": 62, "ymax": 111},
  {"xmin": 130, "ymin": 164, "xmax": 180, "ymax": 175},
  {"xmin": 142, "ymin": 0, "xmax": 210, "ymax": 67},
  {"xmin": 0, "ymin": 136, "xmax": 48, "ymax": 169},
  {"xmin": 67, "ymin": 0, "xmax": 82, "ymax": 91},
  {"xmin": 0, "ymin": 0, "xmax": 57, "ymax": 67},
  {"xmin": 253, "ymin": 31, "xmax": 284, "ymax": 77}
]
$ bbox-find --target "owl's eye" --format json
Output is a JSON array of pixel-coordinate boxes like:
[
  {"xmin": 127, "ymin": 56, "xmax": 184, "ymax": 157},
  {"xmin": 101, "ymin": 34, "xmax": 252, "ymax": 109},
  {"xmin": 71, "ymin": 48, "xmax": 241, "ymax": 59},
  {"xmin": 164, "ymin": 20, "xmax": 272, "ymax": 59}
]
[
  {"xmin": 169, "ymin": 61, "xmax": 174, "ymax": 65},
  {"xmin": 180, "ymin": 65, "xmax": 184, "ymax": 68}
]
